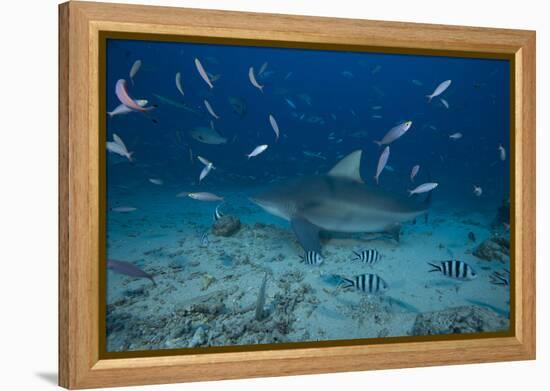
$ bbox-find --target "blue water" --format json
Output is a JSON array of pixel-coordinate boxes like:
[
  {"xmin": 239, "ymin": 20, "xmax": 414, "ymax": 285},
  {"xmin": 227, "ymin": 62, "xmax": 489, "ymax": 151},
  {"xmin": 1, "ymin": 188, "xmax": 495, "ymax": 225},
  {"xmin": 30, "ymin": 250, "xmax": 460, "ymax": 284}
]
[{"xmin": 105, "ymin": 38, "xmax": 511, "ymax": 353}]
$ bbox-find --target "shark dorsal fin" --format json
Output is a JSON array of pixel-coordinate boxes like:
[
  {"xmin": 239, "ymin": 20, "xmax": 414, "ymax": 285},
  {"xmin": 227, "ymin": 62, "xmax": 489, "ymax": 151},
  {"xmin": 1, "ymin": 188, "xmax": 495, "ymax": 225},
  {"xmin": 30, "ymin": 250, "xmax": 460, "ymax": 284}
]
[{"xmin": 328, "ymin": 150, "xmax": 363, "ymax": 182}]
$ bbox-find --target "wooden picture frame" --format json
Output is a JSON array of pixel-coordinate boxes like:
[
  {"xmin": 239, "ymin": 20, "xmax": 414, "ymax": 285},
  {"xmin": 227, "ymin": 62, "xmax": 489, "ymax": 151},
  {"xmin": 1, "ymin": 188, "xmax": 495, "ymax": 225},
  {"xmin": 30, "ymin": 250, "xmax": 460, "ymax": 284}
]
[{"xmin": 58, "ymin": 1, "xmax": 536, "ymax": 389}]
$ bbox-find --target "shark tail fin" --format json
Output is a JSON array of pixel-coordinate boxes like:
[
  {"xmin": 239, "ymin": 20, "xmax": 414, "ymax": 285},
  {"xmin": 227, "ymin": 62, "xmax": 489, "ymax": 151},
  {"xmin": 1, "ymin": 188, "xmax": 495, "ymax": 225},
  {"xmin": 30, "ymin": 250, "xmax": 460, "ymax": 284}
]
[
  {"xmin": 427, "ymin": 262, "xmax": 441, "ymax": 273},
  {"xmin": 339, "ymin": 277, "xmax": 355, "ymax": 289}
]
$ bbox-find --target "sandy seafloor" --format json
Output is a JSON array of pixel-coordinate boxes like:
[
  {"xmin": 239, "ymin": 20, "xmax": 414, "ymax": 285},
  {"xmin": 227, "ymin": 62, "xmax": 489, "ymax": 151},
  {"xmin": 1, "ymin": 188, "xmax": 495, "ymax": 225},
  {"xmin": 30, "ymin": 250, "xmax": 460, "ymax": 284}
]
[{"xmin": 105, "ymin": 183, "xmax": 510, "ymax": 352}]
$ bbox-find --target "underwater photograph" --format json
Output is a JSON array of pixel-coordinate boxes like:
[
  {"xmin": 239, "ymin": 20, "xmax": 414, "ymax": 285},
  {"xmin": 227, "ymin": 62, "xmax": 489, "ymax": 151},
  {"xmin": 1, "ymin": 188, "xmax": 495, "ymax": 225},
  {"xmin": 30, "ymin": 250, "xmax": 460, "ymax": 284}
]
[{"xmin": 104, "ymin": 38, "xmax": 511, "ymax": 353}]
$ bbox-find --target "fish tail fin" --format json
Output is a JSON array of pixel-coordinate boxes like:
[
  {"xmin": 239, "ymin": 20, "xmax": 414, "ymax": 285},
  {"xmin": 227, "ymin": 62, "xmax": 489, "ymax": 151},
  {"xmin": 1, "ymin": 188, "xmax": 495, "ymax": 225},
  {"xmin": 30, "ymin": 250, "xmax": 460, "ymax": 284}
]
[
  {"xmin": 407, "ymin": 190, "xmax": 414, "ymax": 196},
  {"xmin": 352, "ymin": 251, "xmax": 360, "ymax": 259},
  {"xmin": 339, "ymin": 278, "xmax": 355, "ymax": 289},
  {"xmin": 426, "ymin": 95, "xmax": 433, "ymax": 102},
  {"xmin": 373, "ymin": 140, "xmax": 382, "ymax": 147},
  {"xmin": 149, "ymin": 277, "xmax": 157, "ymax": 287},
  {"xmin": 374, "ymin": 176, "xmax": 379, "ymax": 184},
  {"xmin": 107, "ymin": 112, "xmax": 114, "ymax": 118},
  {"xmin": 127, "ymin": 152, "xmax": 134, "ymax": 162},
  {"xmin": 427, "ymin": 262, "xmax": 441, "ymax": 273}
]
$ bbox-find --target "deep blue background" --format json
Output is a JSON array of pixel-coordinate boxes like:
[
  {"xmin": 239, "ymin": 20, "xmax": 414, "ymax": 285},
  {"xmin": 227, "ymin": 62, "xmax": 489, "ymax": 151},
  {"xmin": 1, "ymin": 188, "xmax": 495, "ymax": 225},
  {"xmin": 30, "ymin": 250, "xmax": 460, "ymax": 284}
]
[{"xmin": 106, "ymin": 39, "xmax": 510, "ymax": 210}]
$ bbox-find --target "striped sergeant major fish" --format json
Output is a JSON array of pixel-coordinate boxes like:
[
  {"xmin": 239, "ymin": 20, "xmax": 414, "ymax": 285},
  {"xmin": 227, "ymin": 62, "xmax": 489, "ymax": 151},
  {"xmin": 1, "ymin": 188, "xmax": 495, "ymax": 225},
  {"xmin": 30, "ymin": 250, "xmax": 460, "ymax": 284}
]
[
  {"xmin": 428, "ymin": 260, "xmax": 477, "ymax": 280},
  {"xmin": 200, "ymin": 231, "xmax": 209, "ymax": 248},
  {"xmin": 490, "ymin": 269, "xmax": 510, "ymax": 286},
  {"xmin": 340, "ymin": 273, "xmax": 388, "ymax": 294},
  {"xmin": 352, "ymin": 249, "xmax": 382, "ymax": 265},
  {"xmin": 213, "ymin": 203, "xmax": 225, "ymax": 222},
  {"xmin": 300, "ymin": 251, "xmax": 323, "ymax": 266}
]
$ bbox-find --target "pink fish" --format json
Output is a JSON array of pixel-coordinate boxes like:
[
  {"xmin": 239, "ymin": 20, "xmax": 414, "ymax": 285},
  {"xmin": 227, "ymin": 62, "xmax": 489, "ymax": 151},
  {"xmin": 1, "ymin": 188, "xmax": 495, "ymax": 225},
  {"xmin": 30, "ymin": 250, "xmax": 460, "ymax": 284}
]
[
  {"xmin": 107, "ymin": 259, "xmax": 156, "ymax": 286},
  {"xmin": 115, "ymin": 79, "xmax": 154, "ymax": 112}
]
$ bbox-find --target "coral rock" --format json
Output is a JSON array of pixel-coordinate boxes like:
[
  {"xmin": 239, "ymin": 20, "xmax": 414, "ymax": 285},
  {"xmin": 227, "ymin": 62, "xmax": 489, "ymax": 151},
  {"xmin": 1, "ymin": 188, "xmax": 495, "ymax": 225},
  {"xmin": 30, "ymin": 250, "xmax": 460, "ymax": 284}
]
[
  {"xmin": 411, "ymin": 306, "xmax": 509, "ymax": 336},
  {"xmin": 212, "ymin": 215, "xmax": 241, "ymax": 237},
  {"xmin": 473, "ymin": 236, "xmax": 510, "ymax": 262}
]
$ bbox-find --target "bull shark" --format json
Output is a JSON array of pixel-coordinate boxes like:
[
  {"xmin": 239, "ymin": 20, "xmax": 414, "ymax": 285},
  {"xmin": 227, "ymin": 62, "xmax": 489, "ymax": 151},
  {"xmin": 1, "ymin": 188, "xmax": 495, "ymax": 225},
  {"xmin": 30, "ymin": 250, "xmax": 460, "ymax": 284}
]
[{"xmin": 250, "ymin": 150, "xmax": 430, "ymax": 253}]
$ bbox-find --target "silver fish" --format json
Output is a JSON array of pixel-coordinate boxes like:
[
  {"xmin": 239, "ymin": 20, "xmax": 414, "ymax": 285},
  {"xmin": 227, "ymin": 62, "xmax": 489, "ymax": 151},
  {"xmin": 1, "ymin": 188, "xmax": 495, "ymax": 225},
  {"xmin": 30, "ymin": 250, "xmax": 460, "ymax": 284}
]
[
  {"xmin": 195, "ymin": 58, "xmax": 213, "ymax": 89},
  {"xmin": 410, "ymin": 164, "xmax": 420, "ymax": 182},
  {"xmin": 374, "ymin": 146, "xmax": 390, "ymax": 184},
  {"xmin": 188, "ymin": 192, "xmax": 224, "ymax": 202},
  {"xmin": 175, "ymin": 72, "xmax": 184, "ymax": 96},
  {"xmin": 148, "ymin": 178, "xmax": 163, "ymax": 185},
  {"xmin": 248, "ymin": 67, "xmax": 264, "ymax": 92},
  {"xmin": 198, "ymin": 156, "xmax": 215, "ymax": 182},
  {"xmin": 107, "ymin": 134, "xmax": 133, "ymax": 161},
  {"xmin": 408, "ymin": 182, "xmax": 438, "ymax": 196},
  {"xmin": 374, "ymin": 121, "xmax": 412, "ymax": 146},
  {"xmin": 269, "ymin": 114, "xmax": 280, "ymax": 141},
  {"xmin": 204, "ymin": 99, "xmax": 219, "ymax": 119},
  {"xmin": 499, "ymin": 144, "xmax": 506, "ymax": 161},
  {"xmin": 427, "ymin": 79, "xmax": 451, "ymax": 102},
  {"xmin": 108, "ymin": 99, "xmax": 148, "ymax": 118},
  {"xmin": 129, "ymin": 60, "xmax": 141, "ymax": 84},
  {"xmin": 449, "ymin": 132, "xmax": 463, "ymax": 140},
  {"xmin": 258, "ymin": 61, "xmax": 268, "ymax": 76},
  {"xmin": 246, "ymin": 144, "xmax": 268, "ymax": 159}
]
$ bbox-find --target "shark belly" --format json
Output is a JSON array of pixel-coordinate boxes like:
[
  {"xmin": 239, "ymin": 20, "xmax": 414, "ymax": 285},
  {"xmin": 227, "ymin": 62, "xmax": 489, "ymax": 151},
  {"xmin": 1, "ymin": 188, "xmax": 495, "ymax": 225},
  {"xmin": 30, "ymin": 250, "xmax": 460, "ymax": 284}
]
[{"xmin": 302, "ymin": 199, "xmax": 422, "ymax": 233}]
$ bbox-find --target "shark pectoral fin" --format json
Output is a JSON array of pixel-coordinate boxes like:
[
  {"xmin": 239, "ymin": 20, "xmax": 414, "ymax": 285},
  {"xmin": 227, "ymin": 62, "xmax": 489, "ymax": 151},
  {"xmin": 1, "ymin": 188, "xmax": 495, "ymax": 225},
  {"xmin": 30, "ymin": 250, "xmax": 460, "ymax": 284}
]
[
  {"xmin": 385, "ymin": 223, "xmax": 401, "ymax": 242},
  {"xmin": 327, "ymin": 150, "xmax": 364, "ymax": 183},
  {"xmin": 291, "ymin": 216, "xmax": 321, "ymax": 253}
]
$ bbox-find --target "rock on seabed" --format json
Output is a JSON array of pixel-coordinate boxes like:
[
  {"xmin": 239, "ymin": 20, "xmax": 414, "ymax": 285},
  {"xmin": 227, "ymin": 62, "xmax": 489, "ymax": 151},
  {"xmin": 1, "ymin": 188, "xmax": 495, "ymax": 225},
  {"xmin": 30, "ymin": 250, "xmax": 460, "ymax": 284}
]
[
  {"xmin": 410, "ymin": 306, "xmax": 509, "ymax": 336},
  {"xmin": 212, "ymin": 215, "xmax": 241, "ymax": 237}
]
